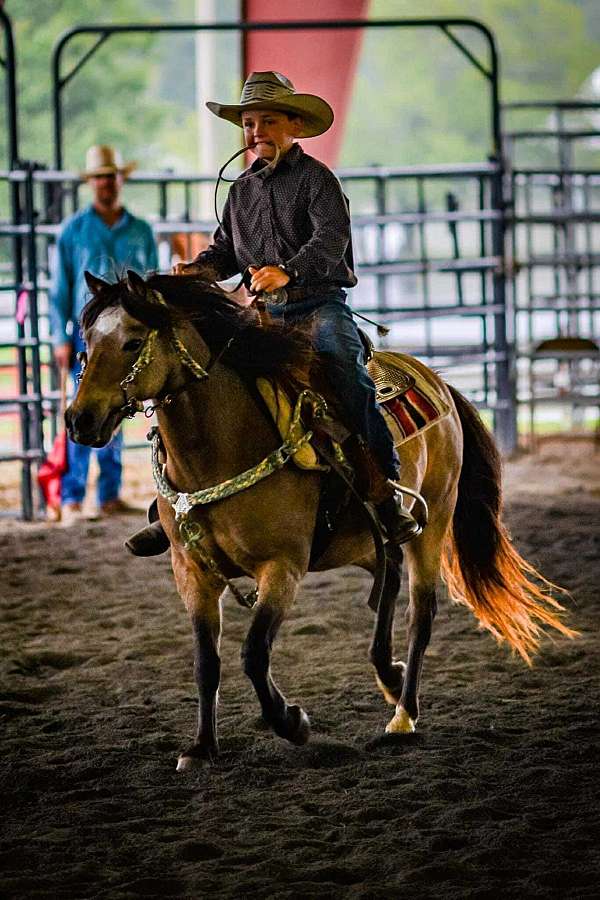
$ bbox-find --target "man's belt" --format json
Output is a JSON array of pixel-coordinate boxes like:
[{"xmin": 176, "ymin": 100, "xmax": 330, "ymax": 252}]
[{"xmin": 284, "ymin": 284, "xmax": 342, "ymax": 303}]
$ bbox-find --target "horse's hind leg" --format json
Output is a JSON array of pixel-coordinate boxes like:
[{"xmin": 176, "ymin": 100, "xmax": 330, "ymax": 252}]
[
  {"xmin": 370, "ymin": 550, "xmax": 406, "ymax": 705},
  {"xmin": 241, "ymin": 561, "xmax": 309, "ymax": 746},
  {"xmin": 171, "ymin": 548, "xmax": 223, "ymax": 771},
  {"xmin": 386, "ymin": 526, "xmax": 443, "ymax": 735}
]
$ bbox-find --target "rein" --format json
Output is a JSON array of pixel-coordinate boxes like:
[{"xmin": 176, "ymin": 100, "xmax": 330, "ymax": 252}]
[{"xmin": 214, "ymin": 143, "xmax": 282, "ymax": 226}]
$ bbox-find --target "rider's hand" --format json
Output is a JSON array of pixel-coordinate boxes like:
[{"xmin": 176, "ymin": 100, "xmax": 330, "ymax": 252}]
[
  {"xmin": 53, "ymin": 342, "xmax": 72, "ymax": 370},
  {"xmin": 249, "ymin": 265, "xmax": 290, "ymax": 294}
]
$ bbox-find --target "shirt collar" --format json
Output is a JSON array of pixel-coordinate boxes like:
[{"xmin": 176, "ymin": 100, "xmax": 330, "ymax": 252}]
[{"xmin": 88, "ymin": 204, "xmax": 131, "ymax": 231}]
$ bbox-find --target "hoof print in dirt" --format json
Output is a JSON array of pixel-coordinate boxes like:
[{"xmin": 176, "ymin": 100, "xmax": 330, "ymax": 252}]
[{"xmin": 366, "ymin": 730, "xmax": 421, "ymax": 752}]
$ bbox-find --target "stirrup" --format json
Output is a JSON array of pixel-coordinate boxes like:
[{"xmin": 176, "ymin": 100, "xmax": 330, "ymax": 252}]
[{"xmin": 387, "ymin": 479, "xmax": 429, "ymax": 528}]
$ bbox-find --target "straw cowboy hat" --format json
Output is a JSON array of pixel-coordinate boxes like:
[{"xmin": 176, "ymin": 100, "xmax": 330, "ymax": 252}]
[
  {"xmin": 81, "ymin": 145, "xmax": 137, "ymax": 179},
  {"xmin": 206, "ymin": 71, "xmax": 334, "ymax": 138}
]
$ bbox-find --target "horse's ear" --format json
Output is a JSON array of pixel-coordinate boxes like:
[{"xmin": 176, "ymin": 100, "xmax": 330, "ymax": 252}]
[
  {"xmin": 126, "ymin": 269, "xmax": 147, "ymax": 296},
  {"xmin": 84, "ymin": 271, "xmax": 108, "ymax": 295}
]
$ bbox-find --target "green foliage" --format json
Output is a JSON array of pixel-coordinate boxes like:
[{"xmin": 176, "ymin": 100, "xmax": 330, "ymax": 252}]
[
  {"xmin": 3, "ymin": 0, "xmax": 198, "ymax": 170},
  {"xmin": 341, "ymin": 0, "xmax": 600, "ymax": 166}
]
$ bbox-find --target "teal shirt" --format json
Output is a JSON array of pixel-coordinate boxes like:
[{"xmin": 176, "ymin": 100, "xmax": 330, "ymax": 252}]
[{"xmin": 49, "ymin": 205, "xmax": 158, "ymax": 345}]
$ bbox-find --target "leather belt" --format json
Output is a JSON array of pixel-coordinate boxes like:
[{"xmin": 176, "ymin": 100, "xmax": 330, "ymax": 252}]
[{"xmin": 285, "ymin": 284, "xmax": 342, "ymax": 302}]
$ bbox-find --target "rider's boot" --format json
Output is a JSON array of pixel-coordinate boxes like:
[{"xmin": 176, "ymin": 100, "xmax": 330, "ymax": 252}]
[
  {"xmin": 357, "ymin": 441, "xmax": 421, "ymax": 545},
  {"xmin": 125, "ymin": 499, "xmax": 170, "ymax": 557},
  {"xmin": 375, "ymin": 491, "xmax": 422, "ymax": 545}
]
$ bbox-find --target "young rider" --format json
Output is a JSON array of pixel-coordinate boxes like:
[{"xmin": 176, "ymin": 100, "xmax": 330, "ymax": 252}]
[{"xmin": 128, "ymin": 71, "xmax": 419, "ymax": 556}]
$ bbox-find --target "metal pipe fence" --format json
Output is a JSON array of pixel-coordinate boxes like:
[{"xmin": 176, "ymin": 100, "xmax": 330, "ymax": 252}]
[
  {"xmin": 1, "ymin": 12, "xmax": 518, "ymax": 519},
  {"xmin": 504, "ymin": 101, "xmax": 600, "ymax": 443},
  {"xmin": 0, "ymin": 161, "xmax": 515, "ymax": 517}
]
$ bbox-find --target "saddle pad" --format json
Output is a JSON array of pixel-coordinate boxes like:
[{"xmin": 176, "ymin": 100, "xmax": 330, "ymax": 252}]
[
  {"xmin": 256, "ymin": 378, "xmax": 328, "ymax": 471},
  {"xmin": 370, "ymin": 352, "xmax": 451, "ymax": 446}
]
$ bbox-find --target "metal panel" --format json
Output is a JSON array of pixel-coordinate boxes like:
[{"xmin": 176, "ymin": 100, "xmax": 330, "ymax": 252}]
[
  {"xmin": 0, "ymin": 16, "xmax": 517, "ymax": 518},
  {"xmin": 504, "ymin": 101, "xmax": 600, "ymax": 442}
]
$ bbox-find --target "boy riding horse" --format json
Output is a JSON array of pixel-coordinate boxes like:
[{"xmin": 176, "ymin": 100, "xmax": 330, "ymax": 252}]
[{"xmin": 128, "ymin": 71, "xmax": 419, "ymax": 555}]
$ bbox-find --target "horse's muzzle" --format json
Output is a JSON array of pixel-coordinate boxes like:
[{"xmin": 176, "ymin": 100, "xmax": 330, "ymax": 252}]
[{"xmin": 65, "ymin": 404, "xmax": 118, "ymax": 448}]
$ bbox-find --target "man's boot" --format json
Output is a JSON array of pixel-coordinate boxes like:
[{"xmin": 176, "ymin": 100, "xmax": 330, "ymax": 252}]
[{"xmin": 125, "ymin": 499, "xmax": 170, "ymax": 557}]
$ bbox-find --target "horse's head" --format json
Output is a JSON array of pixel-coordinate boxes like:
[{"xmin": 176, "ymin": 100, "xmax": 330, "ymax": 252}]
[
  {"xmin": 65, "ymin": 270, "xmax": 205, "ymax": 447},
  {"xmin": 66, "ymin": 268, "xmax": 316, "ymax": 447}
]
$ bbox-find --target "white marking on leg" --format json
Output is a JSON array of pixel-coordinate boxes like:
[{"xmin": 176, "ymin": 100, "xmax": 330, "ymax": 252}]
[
  {"xmin": 176, "ymin": 755, "xmax": 198, "ymax": 773},
  {"xmin": 385, "ymin": 704, "xmax": 416, "ymax": 734},
  {"xmin": 375, "ymin": 672, "xmax": 400, "ymax": 706}
]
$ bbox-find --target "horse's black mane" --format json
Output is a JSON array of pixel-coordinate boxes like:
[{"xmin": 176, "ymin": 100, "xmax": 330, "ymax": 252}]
[{"xmin": 80, "ymin": 273, "xmax": 313, "ymax": 378}]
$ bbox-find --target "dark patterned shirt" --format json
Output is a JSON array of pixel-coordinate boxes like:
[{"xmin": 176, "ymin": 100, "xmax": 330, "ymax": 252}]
[{"xmin": 193, "ymin": 143, "xmax": 357, "ymax": 289}]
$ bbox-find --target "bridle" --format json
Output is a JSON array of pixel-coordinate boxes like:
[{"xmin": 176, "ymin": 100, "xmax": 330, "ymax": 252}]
[
  {"xmin": 118, "ymin": 325, "xmax": 211, "ymax": 419},
  {"xmin": 78, "ymin": 288, "xmax": 212, "ymax": 422}
]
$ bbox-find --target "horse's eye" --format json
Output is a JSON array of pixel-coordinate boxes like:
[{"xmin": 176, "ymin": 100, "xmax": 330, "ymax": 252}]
[{"xmin": 123, "ymin": 338, "xmax": 144, "ymax": 353}]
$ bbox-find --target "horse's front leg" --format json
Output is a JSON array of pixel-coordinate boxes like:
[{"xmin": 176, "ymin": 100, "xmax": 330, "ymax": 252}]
[
  {"xmin": 171, "ymin": 547, "xmax": 223, "ymax": 771},
  {"xmin": 241, "ymin": 561, "xmax": 309, "ymax": 745}
]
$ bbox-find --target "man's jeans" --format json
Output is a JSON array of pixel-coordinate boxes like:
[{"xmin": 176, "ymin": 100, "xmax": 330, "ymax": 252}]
[
  {"xmin": 61, "ymin": 331, "xmax": 123, "ymax": 506},
  {"xmin": 268, "ymin": 290, "xmax": 399, "ymax": 479}
]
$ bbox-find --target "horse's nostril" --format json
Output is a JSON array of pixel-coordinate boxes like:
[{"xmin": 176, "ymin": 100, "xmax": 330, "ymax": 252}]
[{"xmin": 72, "ymin": 409, "xmax": 96, "ymax": 433}]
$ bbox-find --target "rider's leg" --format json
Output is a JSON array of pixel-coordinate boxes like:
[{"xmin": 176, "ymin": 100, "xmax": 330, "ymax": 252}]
[{"xmin": 298, "ymin": 294, "xmax": 420, "ymax": 544}]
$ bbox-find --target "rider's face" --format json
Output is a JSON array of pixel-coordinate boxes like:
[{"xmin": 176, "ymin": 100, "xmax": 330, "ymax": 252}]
[{"xmin": 241, "ymin": 110, "xmax": 302, "ymax": 160}]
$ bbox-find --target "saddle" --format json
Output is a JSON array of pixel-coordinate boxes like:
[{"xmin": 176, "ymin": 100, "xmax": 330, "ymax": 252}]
[
  {"xmin": 256, "ymin": 347, "xmax": 449, "ymax": 565},
  {"xmin": 256, "ymin": 349, "xmax": 449, "ymax": 473}
]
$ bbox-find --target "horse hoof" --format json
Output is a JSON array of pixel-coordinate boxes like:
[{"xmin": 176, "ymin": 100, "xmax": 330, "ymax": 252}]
[
  {"xmin": 287, "ymin": 704, "xmax": 311, "ymax": 745},
  {"xmin": 176, "ymin": 754, "xmax": 201, "ymax": 773},
  {"xmin": 385, "ymin": 705, "xmax": 416, "ymax": 734},
  {"xmin": 176, "ymin": 743, "xmax": 217, "ymax": 772}
]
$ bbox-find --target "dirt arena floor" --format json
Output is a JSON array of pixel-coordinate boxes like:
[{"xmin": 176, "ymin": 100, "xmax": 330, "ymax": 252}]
[{"xmin": 1, "ymin": 440, "xmax": 599, "ymax": 899}]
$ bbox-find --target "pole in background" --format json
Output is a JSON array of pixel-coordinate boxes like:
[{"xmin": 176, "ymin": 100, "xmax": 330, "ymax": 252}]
[{"xmin": 195, "ymin": 0, "xmax": 217, "ymax": 222}]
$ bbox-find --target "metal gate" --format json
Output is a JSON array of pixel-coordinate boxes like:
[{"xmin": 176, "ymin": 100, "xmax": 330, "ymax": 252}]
[
  {"xmin": 504, "ymin": 100, "xmax": 600, "ymax": 442},
  {"xmin": 1, "ymin": 9, "xmax": 47, "ymax": 519},
  {"xmin": 2, "ymin": 13, "xmax": 515, "ymax": 519}
]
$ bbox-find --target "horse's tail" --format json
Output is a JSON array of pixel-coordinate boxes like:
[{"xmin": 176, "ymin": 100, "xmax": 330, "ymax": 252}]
[{"xmin": 440, "ymin": 385, "xmax": 577, "ymax": 664}]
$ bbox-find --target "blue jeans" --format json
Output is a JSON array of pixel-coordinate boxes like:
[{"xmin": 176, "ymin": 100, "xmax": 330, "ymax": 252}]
[
  {"xmin": 61, "ymin": 331, "xmax": 123, "ymax": 506},
  {"xmin": 268, "ymin": 290, "xmax": 399, "ymax": 479}
]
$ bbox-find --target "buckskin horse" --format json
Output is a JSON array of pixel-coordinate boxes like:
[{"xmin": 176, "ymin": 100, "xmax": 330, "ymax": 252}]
[{"xmin": 65, "ymin": 270, "xmax": 575, "ymax": 771}]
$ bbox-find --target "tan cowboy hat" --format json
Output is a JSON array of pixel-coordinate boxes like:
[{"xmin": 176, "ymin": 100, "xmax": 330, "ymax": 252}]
[
  {"xmin": 206, "ymin": 71, "xmax": 334, "ymax": 138},
  {"xmin": 81, "ymin": 145, "xmax": 137, "ymax": 179}
]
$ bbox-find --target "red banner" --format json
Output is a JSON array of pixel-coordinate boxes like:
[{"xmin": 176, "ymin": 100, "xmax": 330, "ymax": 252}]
[{"xmin": 242, "ymin": 1, "xmax": 369, "ymax": 166}]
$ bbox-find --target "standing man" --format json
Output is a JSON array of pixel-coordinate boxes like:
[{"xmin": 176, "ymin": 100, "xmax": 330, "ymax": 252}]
[
  {"xmin": 49, "ymin": 145, "xmax": 158, "ymax": 524},
  {"xmin": 128, "ymin": 72, "xmax": 418, "ymax": 557}
]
